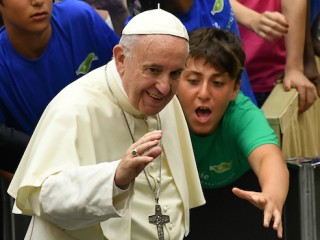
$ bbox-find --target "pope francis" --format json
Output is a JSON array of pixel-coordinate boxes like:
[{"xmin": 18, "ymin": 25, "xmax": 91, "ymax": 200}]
[{"xmin": 8, "ymin": 8, "xmax": 205, "ymax": 240}]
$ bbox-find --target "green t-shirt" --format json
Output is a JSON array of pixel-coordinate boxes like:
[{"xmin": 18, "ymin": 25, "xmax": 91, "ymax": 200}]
[{"xmin": 190, "ymin": 92, "xmax": 279, "ymax": 189}]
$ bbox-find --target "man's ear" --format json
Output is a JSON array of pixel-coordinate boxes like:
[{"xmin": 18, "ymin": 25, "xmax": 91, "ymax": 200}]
[
  {"xmin": 231, "ymin": 80, "xmax": 241, "ymax": 100},
  {"xmin": 113, "ymin": 45, "xmax": 125, "ymax": 76}
]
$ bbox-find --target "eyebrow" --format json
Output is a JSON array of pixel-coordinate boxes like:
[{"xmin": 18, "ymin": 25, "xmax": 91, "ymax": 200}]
[
  {"xmin": 184, "ymin": 69, "xmax": 202, "ymax": 75},
  {"xmin": 143, "ymin": 63, "xmax": 162, "ymax": 69},
  {"xmin": 144, "ymin": 63, "xmax": 185, "ymax": 72}
]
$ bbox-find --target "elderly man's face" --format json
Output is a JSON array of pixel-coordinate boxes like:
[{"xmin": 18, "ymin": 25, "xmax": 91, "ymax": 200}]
[{"xmin": 115, "ymin": 35, "xmax": 188, "ymax": 116}]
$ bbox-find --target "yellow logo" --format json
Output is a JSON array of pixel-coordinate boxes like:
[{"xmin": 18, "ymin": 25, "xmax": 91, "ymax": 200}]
[{"xmin": 209, "ymin": 161, "xmax": 232, "ymax": 173}]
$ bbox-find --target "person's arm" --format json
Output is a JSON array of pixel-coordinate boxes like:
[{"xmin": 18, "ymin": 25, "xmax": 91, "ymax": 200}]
[
  {"xmin": 29, "ymin": 130, "xmax": 162, "ymax": 229},
  {"xmin": 232, "ymin": 144, "xmax": 289, "ymax": 239},
  {"xmin": 230, "ymin": 0, "xmax": 288, "ymax": 41},
  {"xmin": 0, "ymin": 123, "xmax": 30, "ymax": 173},
  {"xmin": 162, "ymin": 0, "xmax": 193, "ymax": 14},
  {"xmin": 281, "ymin": 0, "xmax": 318, "ymax": 112},
  {"xmin": 36, "ymin": 162, "xmax": 134, "ymax": 230},
  {"xmin": 95, "ymin": 0, "xmax": 129, "ymax": 36}
]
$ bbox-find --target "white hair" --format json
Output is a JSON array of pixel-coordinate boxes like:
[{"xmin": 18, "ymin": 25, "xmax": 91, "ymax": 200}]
[{"xmin": 119, "ymin": 34, "xmax": 140, "ymax": 57}]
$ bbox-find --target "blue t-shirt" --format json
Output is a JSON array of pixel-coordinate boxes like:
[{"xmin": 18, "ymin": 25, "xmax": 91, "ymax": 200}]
[
  {"xmin": 190, "ymin": 92, "xmax": 278, "ymax": 188},
  {"xmin": 175, "ymin": 0, "xmax": 257, "ymax": 105},
  {"xmin": 310, "ymin": 0, "xmax": 320, "ymax": 24},
  {"xmin": 0, "ymin": 0, "xmax": 119, "ymax": 134}
]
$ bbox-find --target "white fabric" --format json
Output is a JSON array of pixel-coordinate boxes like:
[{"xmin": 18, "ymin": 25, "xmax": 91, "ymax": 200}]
[
  {"xmin": 105, "ymin": 15, "xmax": 114, "ymax": 30},
  {"xmin": 122, "ymin": 9, "xmax": 189, "ymax": 41},
  {"xmin": 40, "ymin": 161, "xmax": 130, "ymax": 229},
  {"xmin": 8, "ymin": 60, "xmax": 204, "ymax": 239}
]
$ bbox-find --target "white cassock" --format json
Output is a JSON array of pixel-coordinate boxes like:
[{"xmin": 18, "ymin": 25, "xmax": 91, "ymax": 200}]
[{"xmin": 8, "ymin": 60, "xmax": 205, "ymax": 240}]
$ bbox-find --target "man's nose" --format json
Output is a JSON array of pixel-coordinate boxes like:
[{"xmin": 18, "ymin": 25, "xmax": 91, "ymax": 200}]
[{"xmin": 156, "ymin": 76, "xmax": 171, "ymax": 95}]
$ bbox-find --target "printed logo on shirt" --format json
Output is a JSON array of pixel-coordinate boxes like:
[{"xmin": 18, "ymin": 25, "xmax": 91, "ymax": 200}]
[
  {"xmin": 211, "ymin": 0, "xmax": 224, "ymax": 15},
  {"xmin": 209, "ymin": 161, "xmax": 232, "ymax": 173},
  {"xmin": 76, "ymin": 52, "xmax": 98, "ymax": 75},
  {"xmin": 199, "ymin": 171, "xmax": 236, "ymax": 188}
]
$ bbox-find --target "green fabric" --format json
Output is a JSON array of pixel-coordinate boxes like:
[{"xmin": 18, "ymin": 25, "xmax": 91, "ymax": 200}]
[{"xmin": 190, "ymin": 92, "xmax": 279, "ymax": 188}]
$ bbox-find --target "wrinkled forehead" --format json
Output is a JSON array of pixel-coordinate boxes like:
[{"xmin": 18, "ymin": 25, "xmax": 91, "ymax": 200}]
[{"xmin": 126, "ymin": 35, "xmax": 188, "ymax": 70}]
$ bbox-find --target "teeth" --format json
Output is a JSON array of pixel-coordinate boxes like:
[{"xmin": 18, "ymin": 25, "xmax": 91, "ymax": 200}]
[
  {"xmin": 199, "ymin": 107, "xmax": 208, "ymax": 110},
  {"xmin": 149, "ymin": 92, "xmax": 162, "ymax": 99}
]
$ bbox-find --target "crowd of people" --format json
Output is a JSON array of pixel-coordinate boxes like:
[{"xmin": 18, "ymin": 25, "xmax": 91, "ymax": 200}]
[{"xmin": 1, "ymin": 0, "xmax": 319, "ymax": 239}]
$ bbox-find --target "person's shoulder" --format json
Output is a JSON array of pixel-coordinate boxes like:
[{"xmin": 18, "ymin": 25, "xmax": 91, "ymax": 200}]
[
  {"xmin": 53, "ymin": 0, "xmax": 96, "ymax": 20},
  {"xmin": 0, "ymin": 27, "xmax": 6, "ymax": 48},
  {"xmin": 224, "ymin": 92, "xmax": 263, "ymax": 125},
  {"xmin": 46, "ymin": 66, "xmax": 106, "ymax": 112},
  {"xmin": 0, "ymin": 26, "xmax": 7, "ymax": 44},
  {"xmin": 231, "ymin": 92, "xmax": 259, "ymax": 112},
  {"xmin": 57, "ymin": 65, "xmax": 106, "ymax": 97},
  {"xmin": 52, "ymin": 0, "xmax": 109, "ymax": 36},
  {"xmin": 0, "ymin": 29, "xmax": 10, "ymax": 65},
  {"xmin": 54, "ymin": 0, "xmax": 92, "ymax": 10}
]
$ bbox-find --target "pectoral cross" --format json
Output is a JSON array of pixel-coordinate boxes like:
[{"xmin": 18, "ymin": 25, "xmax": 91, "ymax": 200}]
[{"xmin": 149, "ymin": 204, "xmax": 170, "ymax": 240}]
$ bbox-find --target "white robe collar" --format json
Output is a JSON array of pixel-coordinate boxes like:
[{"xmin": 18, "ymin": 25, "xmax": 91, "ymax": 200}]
[{"xmin": 106, "ymin": 59, "xmax": 147, "ymax": 119}]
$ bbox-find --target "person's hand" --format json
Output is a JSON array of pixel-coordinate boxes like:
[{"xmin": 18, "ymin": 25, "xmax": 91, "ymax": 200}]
[
  {"xmin": 283, "ymin": 69, "xmax": 318, "ymax": 112},
  {"xmin": 232, "ymin": 187, "xmax": 284, "ymax": 239},
  {"xmin": 252, "ymin": 11, "xmax": 288, "ymax": 41},
  {"xmin": 114, "ymin": 130, "xmax": 163, "ymax": 189}
]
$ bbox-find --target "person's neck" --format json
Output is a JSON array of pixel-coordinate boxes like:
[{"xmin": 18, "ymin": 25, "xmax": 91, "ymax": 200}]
[{"xmin": 6, "ymin": 25, "xmax": 52, "ymax": 60}]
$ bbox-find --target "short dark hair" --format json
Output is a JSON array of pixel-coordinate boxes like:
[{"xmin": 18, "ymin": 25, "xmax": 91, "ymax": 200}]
[{"xmin": 188, "ymin": 27, "xmax": 245, "ymax": 82}]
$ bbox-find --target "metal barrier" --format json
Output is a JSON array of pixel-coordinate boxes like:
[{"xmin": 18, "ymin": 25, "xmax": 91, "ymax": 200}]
[{"xmin": 286, "ymin": 158, "xmax": 320, "ymax": 240}]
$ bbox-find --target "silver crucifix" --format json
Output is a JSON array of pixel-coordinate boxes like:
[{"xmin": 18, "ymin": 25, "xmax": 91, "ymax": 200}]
[{"xmin": 148, "ymin": 204, "xmax": 170, "ymax": 240}]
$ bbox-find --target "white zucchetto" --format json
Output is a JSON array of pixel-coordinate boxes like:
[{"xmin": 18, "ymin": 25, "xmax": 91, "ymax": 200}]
[{"xmin": 122, "ymin": 8, "xmax": 189, "ymax": 41}]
